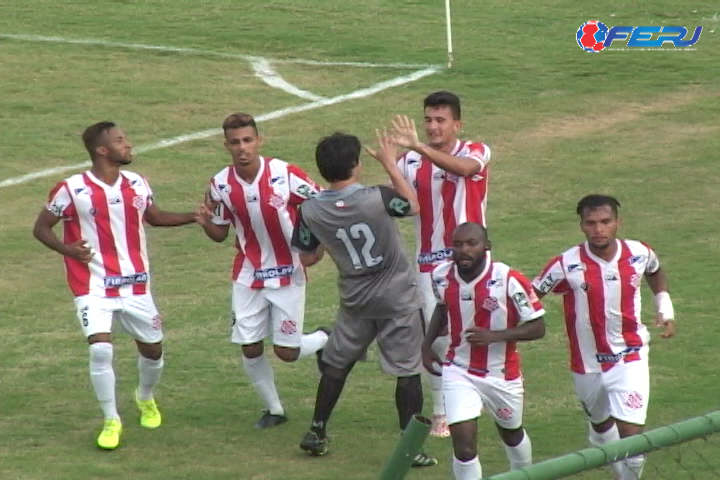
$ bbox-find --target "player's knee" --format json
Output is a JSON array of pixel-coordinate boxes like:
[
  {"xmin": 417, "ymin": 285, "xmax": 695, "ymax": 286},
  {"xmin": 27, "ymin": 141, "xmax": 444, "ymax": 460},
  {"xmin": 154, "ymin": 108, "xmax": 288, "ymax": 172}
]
[
  {"xmin": 396, "ymin": 374, "xmax": 421, "ymax": 389},
  {"xmin": 241, "ymin": 342, "xmax": 264, "ymax": 359},
  {"xmin": 498, "ymin": 426, "xmax": 525, "ymax": 447},
  {"xmin": 453, "ymin": 444, "xmax": 477, "ymax": 462},
  {"xmin": 322, "ymin": 362, "xmax": 350, "ymax": 381},
  {"xmin": 273, "ymin": 345, "xmax": 300, "ymax": 363},
  {"xmin": 136, "ymin": 341, "xmax": 162, "ymax": 360}
]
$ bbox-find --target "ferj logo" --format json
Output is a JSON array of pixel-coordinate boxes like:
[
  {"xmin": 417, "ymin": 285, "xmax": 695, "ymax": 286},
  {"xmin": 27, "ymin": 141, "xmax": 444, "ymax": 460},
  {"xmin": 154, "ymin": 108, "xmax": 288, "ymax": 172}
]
[{"xmin": 576, "ymin": 20, "xmax": 702, "ymax": 52}]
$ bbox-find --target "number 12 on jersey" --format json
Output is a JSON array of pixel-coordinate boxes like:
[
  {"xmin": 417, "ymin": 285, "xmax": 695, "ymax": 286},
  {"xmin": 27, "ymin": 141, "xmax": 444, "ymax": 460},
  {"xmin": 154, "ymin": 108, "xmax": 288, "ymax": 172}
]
[{"xmin": 335, "ymin": 223, "xmax": 383, "ymax": 270}]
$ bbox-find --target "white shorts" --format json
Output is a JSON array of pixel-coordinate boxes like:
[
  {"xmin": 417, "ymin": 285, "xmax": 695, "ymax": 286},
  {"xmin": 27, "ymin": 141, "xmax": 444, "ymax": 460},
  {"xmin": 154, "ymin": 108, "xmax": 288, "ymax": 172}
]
[
  {"xmin": 442, "ymin": 363, "xmax": 525, "ymax": 429},
  {"xmin": 418, "ymin": 271, "xmax": 449, "ymax": 357},
  {"xmin": 231, "ymin": 282, "xmax": 305, "ymax": 348},
  {"xmin": 573, "ymin": 346, "xmax": 650, "ymax": 425},
  {"xmin": 74, "ymin": 294, "xmax": 163, "ymax": 343}
]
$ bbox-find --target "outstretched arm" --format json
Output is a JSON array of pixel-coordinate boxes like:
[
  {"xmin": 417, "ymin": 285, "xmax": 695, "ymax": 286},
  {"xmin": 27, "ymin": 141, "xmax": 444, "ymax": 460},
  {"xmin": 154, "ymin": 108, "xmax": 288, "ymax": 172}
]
[
  {"xmin": 391, "ymin": 115, "xmax": 483, "ymax": 177},
  {"xmin": 145, "ymin": 203, "xmax": 196, "ymax": 227}
]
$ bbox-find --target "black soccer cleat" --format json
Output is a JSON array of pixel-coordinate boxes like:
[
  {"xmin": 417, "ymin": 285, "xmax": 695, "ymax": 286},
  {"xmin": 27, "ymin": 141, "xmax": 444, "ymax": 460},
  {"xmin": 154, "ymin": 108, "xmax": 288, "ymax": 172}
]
[
  {"xmin": 300, "ymin": 430, "xmax": 328, "ymax": 456},
  {"xmin": 254, "ymin": 410, "xmax": 288, "ymax": 429},
  {"xmin": 411, "ymin": 450, "xmax": 438, "ymax": 468}
]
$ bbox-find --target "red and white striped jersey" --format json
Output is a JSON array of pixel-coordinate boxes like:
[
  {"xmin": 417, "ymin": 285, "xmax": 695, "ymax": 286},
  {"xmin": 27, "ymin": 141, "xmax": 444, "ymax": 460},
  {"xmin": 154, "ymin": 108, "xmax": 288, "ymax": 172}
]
[
  {"xmin": 397, "ymin": 140, "xmax": 491, "ymax": 273},
  {"xmin": 532, "ymin": 240, "xmax": 660, "ymax": 374},
  {"xmin": 45, "ymin": 170, "xmax": 153, "ymax": 298},
  {"xmin": 432, "ymin": 257, "xmax": 545, "ymax": 380},
  {"xmin": 209, "ymin": 156, "xmax": 319, "ymax": 289}
]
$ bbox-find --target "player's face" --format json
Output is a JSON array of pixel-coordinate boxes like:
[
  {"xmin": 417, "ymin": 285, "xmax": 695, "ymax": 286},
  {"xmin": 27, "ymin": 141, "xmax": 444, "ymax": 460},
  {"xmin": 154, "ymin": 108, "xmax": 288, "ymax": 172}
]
[
  {"xmin": 423, "ymin": 106, "xmax": 461, "ymax": 149},
  {"xmin": 102, "ymin": 128, "xmax": 134, "ymax": 165},
  {"xmin": 580, "ymin": 206, "xmax": 619, "ymax": 249},
  {"xmin": 224, "ymin": 126, "xmax": 263, "ymax": 169},
  {"xmin": 452, "ymin": 230, "xmax": 489, "ymax": 273}
]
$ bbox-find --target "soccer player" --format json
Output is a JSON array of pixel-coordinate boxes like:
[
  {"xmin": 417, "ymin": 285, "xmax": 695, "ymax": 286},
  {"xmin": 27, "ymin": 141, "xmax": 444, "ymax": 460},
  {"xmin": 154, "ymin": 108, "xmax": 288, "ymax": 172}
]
[
  {"xmin": 423, "ymin": 222, "xmax": 545, "ymax": 479},
  {"xmin": 194, "ymin": 112, "xmax": 328, "ymax": 429},
  {"xmin": 393, "ymin": 91, "xmax": 492, "ymax": 437},
  {"xmin": 32, "ymin": 121, "xmax": 197, "ymax": 450},
  {"xmin": 532, "ymin": 194, "xmax": 677, "ymax": 480},
  {"xmin": 292, "ymin": 131, "xmax": 437, "ymax": 467}
]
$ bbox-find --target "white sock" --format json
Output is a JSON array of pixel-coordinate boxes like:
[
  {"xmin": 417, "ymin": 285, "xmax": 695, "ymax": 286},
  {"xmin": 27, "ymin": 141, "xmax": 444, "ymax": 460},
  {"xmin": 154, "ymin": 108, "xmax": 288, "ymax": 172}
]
[
  {"xmin": 298, "ymin": 330, "xmax": 328, "ymax": 358},
  {"xmin": 242, "ymin": 354, "xmax": 284, "ymax": 415},
  {"xmin": 621, "ymin": 455, "xmax": 645, "ymax": 480},
  {"xmin": 137, "ymin": 355, "xmax": 164, "ymax": 401},
  {"xmin": 452, "ymin": 456, "xmax": 482, "ymax": 480},
  {"xmin": 503, "ymin": 430, "xmax": 532, "ymax": 470},
  {"xmin": 89, "ymin": 343, "xmax": 119, "ymax": 421},
  {"xmin": 588, "ymin": 423, "xmax": 626, "ymax": 478},
  {"xmin": 425, "ymin": 372, "xmax": 445, "ymax": 416}
]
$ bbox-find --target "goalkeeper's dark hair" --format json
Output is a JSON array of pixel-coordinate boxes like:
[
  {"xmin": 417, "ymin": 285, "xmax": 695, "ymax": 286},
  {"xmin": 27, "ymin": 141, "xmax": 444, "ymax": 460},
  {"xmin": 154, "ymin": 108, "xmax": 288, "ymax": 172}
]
[
  {"xmin": 82, "ymin": 121, "xmax": 117, "ymax": 161},
  {"xmin": 315, "ymin": 132, "xmax": 361, "ymax": 183},
  {"xmin": 424, "ymin": 91, "xmax": 461, "ymax": 120},
  {"xmin": 576, "ymin": 194, "xmax": 621, "ymax": 219}
]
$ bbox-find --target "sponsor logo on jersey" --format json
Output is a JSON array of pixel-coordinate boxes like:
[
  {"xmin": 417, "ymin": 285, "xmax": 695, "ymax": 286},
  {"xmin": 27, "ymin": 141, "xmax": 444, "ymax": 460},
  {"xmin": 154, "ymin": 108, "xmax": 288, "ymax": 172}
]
[
  {"xmin": 216, "ymin": 183, "xmax": 230, "ymax": 194},
  {"xmin": 270, "ymin": 175, "xmax": 286, "ymax": 186},
  {"xmin": 567, "ymin": 263, "xmax": 586, "ymax": 272},
  {"xmin": 629, "ymin": 255, "xmax": 647, "ymax": 265},
  {"xmin": 512, "ymin": 292, "xmax": 531, "ymax": 310},
  {"xmin": 104, "ymin": 272, "xmax": 148, "ymax": 288},
  {"xmin": 74, "ymin": 186, "xmax": 90, "ymax": 195},
  {"xmin": 48, "ymin": 202, "xmax": 64, "ymax": 216},
  {"xmin": 461, "ymin": 289, "xmax": 473, "ymax": 301},
  {"xmin": 253, "ymin": 265, "xmax": 294, "ymax": 280},
  {"xmin": 296, "ymin": 184, "xmax": 317, "ymax": 198},
  {"xmin": 486, "ymin": 278, "xmax": 504, "ymax": 288},
  {"xmin": 246, "ymin": 194, "xmax": 258, "ymax": 203},
  {"xmin": 604, "ymin": 272, "xmax": 619, "ymax": 281},
  {"xmin": 533, "ymin": 273, "xmax": 555, "ymax": 294},
  {"xmin": 109, "ymin": 197, "xmax": 122, "ymax": 205},
  {"xmin": 417, "ymin": 248, "xmax": 453, "ymax": 264}
]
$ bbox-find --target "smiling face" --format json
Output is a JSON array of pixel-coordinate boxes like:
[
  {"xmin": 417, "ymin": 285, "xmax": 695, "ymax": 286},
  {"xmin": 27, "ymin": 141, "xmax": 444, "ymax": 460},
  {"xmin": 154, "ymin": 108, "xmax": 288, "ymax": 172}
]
[
  {"xmin": 423, "ymin": 105, "xmax": 461, "ymax": 150},
  {"xmin": 224, "ymin": 126, "xmax": 263, "ymax": 170}
]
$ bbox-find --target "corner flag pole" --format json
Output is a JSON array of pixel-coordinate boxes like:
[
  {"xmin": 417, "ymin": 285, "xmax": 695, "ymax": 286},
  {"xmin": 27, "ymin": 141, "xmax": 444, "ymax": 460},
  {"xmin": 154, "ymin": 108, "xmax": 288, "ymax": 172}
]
[{"xmin": 444, "ymin": 0, "xmax": 454, "ymax": 68}]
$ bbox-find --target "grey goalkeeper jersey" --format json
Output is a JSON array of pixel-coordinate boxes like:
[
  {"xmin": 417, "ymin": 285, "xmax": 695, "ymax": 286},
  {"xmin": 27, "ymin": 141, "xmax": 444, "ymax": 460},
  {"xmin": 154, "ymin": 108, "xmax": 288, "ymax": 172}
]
[{"xmin": 292, "ymin": 184, "xmax": 419, "ymax": 319}]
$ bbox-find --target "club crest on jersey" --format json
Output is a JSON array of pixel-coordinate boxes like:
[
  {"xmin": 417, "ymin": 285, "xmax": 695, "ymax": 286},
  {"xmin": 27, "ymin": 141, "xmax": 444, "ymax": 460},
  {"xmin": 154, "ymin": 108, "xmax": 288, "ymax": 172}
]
[
  {"xmin": 482, "ymin": 296, "xmax": 499, "ymax": 311},
  {"xmin": 268, "ymin": 193, "xmax": 285, "ymax": 209},
  {"xmin": 132, "ymin": 195, "xmax": 145, "ymax": 210},
  {"xmin": 567, "ymin": 263, "xmax": 586, "ymax": 272}
]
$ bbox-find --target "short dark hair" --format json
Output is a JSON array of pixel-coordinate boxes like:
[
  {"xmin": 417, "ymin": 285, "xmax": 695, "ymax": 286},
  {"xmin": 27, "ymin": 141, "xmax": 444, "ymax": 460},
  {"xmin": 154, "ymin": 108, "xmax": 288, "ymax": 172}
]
[
  {"xmin": 576, "ymin": 194, "xmax": 622, "ymax": 218},
  {"xmin": 222, "ymin": 112, "xmax": 258, "ymax": 136},
  {"xmin": 315, "ymin": 132, "xmax": 361, "ymax": 183},
  {"xmin": 423, "ymin": 91, "xmax": 461, "ymax": 120},
  {"xmin": 82, "ymin": 121, "xmax": 116, "ymax": 160},
  {"xmin": 454, "ymin": 221, "xmax": 488, "ymax": 241}
]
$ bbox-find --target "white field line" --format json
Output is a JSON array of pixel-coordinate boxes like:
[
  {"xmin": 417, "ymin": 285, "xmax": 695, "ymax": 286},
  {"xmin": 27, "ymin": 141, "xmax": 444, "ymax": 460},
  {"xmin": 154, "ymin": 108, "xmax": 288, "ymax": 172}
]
[
  {"xmin": 0, "ymin": 33, "xmax": 441, "ymax": 69},
  {"xmin": 0, "ymin": 67, "xmax": 439, "ymax": 189},
  {"xmin": 250, "ymin": 57, "xmax": 326, "ymax": 101}
]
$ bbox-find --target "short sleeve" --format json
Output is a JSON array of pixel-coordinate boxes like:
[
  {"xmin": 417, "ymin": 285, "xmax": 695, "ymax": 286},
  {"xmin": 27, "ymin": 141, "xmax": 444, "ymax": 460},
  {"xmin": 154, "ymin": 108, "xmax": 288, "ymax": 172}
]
[
  {"xmin": 532, "ymin": 256, "xmax": 568, "ymax": 295},
  {"xmin": 463, "ymin": 142, "xmax": 492, "ymax": 171},
  {"xmin": 291, "ymin": 207, "xmax": 321, "ymax": 252},
  {"xmin": 378, "ymin": 185, "xmax": 412, "ymax": 217},
  {"xmin": 46, "ymin": 181, "xmax": 74, "ymax": 218},
  {"xmin": 645, "ymin": 246, "xmax": 661, "ymax": 274},
  {"xmin": 209, "ymin": 180, "xmax": 232, "ymax": 226},
  {"xmin": 431, "ymin": 261, "xmax": 453, "ymax": 305},
  {"xmin": 508, "ymin": 271, "xmax": 545, "ymax": 322},
  {"xmin": 141, "ymin": 176, "xmax": 155, "ymax": 207},
  {"xmin": 288, "ymin": 165, "xmax": 320, "ymax": 206}
]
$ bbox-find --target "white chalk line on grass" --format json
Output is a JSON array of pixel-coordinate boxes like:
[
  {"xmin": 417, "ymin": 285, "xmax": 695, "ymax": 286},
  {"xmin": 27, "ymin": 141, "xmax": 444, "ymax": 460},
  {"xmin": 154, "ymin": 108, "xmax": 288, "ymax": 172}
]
[
  {"xmin": 0, "ymin": 33, "xmax": 441, "ymax": 69},
  {"xmin": 250, "ymin": 57, "xmax": 326, "ymax": 101},
  {"xmin": 0, "ymin": 67, "xmax": 439, "ymax": 189}
]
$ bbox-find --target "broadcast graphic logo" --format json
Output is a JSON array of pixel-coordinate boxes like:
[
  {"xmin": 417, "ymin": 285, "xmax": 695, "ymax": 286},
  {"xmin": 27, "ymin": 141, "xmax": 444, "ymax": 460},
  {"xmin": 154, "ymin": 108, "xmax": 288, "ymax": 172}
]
[{"xmin": 576, "ymin": 20, "xmax": 702, "ymax": 52}]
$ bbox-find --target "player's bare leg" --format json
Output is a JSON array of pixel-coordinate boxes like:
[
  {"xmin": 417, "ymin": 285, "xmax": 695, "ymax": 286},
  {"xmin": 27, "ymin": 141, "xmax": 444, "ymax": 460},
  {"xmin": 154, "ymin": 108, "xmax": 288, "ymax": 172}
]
[
  {"xmin": 449, "ymin": 419, "xmax": 482, "ymax": 479},
  {"xmin": 88, "ymin": 332, "xmax": 122, "ymax": 449},
  {"xmin": 134, "ymin": 340, "xmax": 164, "ymax": 429},
  {"xmin": 272, "ymin": 327, "xmax": 329, "ymax": 363},
  {"xmin": 242, "ymin": 341, "xmax": 287, "ymax": 428},
  {"xmin": 615, "ymin": 418, "xmax": 646, "ymax": 479},
  {"xmin": 496, "ymin": 424, "xmax": 532, "ymax": 470}
]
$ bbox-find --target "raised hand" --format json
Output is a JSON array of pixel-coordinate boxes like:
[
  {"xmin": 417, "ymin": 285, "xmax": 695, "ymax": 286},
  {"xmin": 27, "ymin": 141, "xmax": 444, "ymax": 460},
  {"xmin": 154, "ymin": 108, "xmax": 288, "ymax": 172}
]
[
  {"xmin": 195, "ymin": 191, "xmax": 219, "ymax": 227},
  {"xmin": 66, "ymin": 239, "xmax": 94, "ymax": 263},
  {"xmin": 364, "ymin": 128, "xmax": 398, "ymax": 167},
  {"xmin": 390, "ymin": 115, "xmax": 421, "ymax": 150}
]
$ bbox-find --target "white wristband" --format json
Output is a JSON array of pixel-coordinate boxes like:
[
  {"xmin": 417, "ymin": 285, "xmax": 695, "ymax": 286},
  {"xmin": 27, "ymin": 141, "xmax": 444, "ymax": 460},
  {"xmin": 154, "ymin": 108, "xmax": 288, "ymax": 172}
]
[{"xmin": 654, "ymin": 291, "xmax": 674, "ymax": 322}]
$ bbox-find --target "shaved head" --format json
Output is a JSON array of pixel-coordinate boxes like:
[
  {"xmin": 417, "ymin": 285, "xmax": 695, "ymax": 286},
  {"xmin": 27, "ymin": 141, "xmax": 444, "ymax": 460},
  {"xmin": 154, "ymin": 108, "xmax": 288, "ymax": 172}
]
[{"xmin": 453, "ymin": 222, "xmax": 488, "ymax": 242}]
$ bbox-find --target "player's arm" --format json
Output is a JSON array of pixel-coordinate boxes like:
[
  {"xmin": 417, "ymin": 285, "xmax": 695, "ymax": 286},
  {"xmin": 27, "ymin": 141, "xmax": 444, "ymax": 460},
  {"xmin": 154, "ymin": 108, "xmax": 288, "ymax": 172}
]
[
  {"xmin": 644, "ymin": 249, "xmax": 676, "ymax": 338},
  {"xmin": 144, "ymin": 203, "xmax": 195, "ymax": 227},
  {"xmin": 195, "ymin": 190, "xmax": 230, "ymax": 242},
  {"xmin": 421, "ymin": 303, "xmax": 447, "ymax": 376},
  {"xmin": 390, "ymin": 115, "xmax": 484, "ymax": 177},
  {"xmin": 531, "ymin": 256, "xmax": 567, "ymax": 299},
  {"xmin": 290, "ymin": 208, "xmax": 324, "ymax": 267},
  {"xmin": 365, "ymin": 129, "xmax": 419, "ymax": 215},
  {"xmin": 33, "ymin": 208, "xmax": 94, "ymax": 263}
]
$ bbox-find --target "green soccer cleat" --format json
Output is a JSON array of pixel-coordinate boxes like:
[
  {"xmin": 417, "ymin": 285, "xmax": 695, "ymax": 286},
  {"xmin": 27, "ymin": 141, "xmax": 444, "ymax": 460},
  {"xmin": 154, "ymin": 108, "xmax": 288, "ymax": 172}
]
[
  {"xmin": 135, "ymin": 389, "xmax": 162, "ymax": 429},
  {"xmin": 97, "ymin": 418, "xmax": 122, "ymax": 450}
]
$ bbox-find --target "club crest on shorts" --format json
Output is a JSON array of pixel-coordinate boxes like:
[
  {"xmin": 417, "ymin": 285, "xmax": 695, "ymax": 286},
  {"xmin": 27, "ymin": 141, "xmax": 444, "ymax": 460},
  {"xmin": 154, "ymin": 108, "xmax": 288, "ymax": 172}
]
[
  {"xmin": 280, "ymin": 319, "xmax": 297, "ymax": 335},
  {"xmin": 623, "ymin": 391, "xmax": 644, "ymax": 410},
  {"xmin": 496, "ymin": 407, "xmax": 514, "ymax": 420}
]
